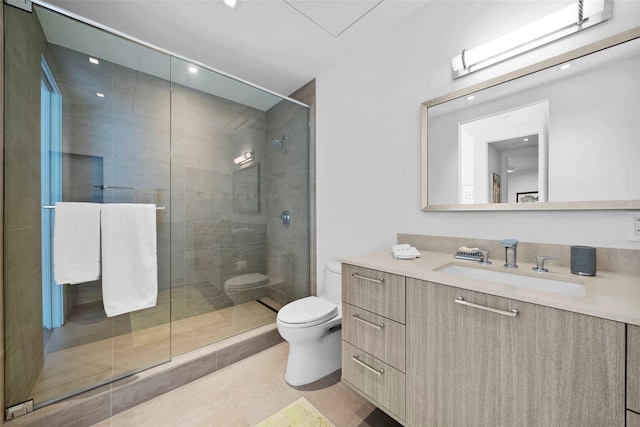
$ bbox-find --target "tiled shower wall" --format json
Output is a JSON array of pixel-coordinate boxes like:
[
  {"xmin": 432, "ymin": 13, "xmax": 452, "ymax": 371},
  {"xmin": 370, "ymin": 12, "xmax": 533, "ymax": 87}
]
[
  {"xmin": 170, "ymin": 82, "xmax": 268, "ymax": 331},
  {"xmin": 3, "ymin": 6, "xmax": 47, "ymax": 408}
]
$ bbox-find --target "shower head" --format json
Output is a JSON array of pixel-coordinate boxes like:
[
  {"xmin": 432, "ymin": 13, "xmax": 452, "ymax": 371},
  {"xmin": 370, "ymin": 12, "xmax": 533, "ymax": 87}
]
[{"xmin": 271, "ymin": 135, "xmax": 287, "ymax": 149}]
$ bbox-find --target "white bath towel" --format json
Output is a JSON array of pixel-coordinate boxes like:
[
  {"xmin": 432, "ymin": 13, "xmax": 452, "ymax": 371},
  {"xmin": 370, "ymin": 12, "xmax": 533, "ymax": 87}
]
[
  {"xmin": 53, "ymin": 202, "xmax": 102, "ymax": 285},
  {"xmin": 101, "ymin": 204, "xmax": 158, "ymax": 317}
]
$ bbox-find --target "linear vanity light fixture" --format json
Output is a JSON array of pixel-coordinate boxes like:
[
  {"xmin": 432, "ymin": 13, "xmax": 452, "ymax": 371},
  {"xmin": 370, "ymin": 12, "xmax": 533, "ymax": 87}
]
[
  {"xmin": 234, "ymin": 151, "xmax": 254, "ymax": 165},
  {"xmin": 451, "ymin": 0, "xmax": 611, "ymax": 78}
]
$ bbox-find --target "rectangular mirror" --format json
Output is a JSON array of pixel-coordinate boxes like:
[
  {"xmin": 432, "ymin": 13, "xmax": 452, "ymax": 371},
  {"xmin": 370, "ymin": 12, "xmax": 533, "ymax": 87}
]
[{"xmin": 422, "ymin": 28, "xmax": 640, "ymax": 211}]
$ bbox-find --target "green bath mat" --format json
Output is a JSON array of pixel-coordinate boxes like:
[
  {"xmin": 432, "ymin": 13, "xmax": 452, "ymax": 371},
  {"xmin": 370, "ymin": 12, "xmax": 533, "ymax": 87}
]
[{"xmin": 256, "ymin": 397, "xmax": 335, "ymax": 427}]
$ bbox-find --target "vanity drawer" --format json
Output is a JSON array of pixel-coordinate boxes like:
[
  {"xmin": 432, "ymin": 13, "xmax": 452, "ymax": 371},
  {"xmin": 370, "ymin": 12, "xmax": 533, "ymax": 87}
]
[
  {"xmin": 342, "ymin": 341, "xmax": 405, "ymax": 421},
  {"xmin": 342, "ymin": 303, "xmax": 405, "ymax": 372},
  {"xmin": 342, "ymin": 264, "xmax": 405, "ymax": 323}
]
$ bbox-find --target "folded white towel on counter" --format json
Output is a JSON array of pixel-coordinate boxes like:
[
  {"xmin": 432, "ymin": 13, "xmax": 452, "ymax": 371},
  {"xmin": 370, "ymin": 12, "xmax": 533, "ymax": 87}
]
[
  {"xmin": 392, "ymin": 244, "xmax": 422, "ymax": 260},
  {"xmin": 53, "ymin": 202, "xmax": 102, "ymax": 285},
  {"xmin": 101, "ymin": 204, "xmax": 158, "ymax": 317}
]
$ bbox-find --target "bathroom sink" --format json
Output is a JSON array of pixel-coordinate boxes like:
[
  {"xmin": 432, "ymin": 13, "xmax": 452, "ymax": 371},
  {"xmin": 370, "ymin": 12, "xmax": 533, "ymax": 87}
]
[{"xmin": 436, "ymin": 264, "xmax": 585, "ymax": 297}]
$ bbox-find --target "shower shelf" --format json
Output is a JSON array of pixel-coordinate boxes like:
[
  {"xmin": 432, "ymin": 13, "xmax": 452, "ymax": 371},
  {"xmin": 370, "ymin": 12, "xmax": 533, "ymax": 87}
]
[{"xmin": 94, "ymin": 185, "xmax": 135, "ymax": 190}]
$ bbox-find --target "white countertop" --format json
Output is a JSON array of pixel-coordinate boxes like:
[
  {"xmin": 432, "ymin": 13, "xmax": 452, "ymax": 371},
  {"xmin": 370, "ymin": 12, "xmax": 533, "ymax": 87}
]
[{"xmin": 342, "ymin": 250, "xmax": 640, "ymax": 326}]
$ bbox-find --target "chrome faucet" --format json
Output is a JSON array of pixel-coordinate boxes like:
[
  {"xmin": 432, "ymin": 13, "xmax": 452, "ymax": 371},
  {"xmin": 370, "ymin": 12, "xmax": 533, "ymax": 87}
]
[{"xmin": 500, "ymin": 239, "xmax": 518, "ymax": 269}]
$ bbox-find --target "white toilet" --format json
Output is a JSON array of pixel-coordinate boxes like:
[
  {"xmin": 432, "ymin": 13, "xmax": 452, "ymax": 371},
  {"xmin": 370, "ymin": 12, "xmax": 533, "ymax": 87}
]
[{"xmin": 276, "ymin": 261, "xmax": 342, "ymax": 386}]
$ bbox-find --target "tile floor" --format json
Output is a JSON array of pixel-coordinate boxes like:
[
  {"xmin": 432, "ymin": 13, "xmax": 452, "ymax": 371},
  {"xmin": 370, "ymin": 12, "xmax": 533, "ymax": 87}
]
[{"xmin": 90, "ymin": 342, "xmax": 402, "ymax": 427}]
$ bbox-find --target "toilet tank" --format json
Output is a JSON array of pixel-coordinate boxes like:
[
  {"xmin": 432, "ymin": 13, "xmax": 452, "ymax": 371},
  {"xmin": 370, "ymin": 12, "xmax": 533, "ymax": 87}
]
[{"xmin": 322, "ymin": 260, "xmax": 342, "ymax": 306}]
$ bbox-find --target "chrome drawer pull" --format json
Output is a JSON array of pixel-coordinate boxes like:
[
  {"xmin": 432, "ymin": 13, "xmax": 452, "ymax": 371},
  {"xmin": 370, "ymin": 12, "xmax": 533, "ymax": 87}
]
[
  {"xmin": 351, "ymin": 354, "xmax": 384, "ymax": 375},
  {"xmin": 352, "ymin": 313, "xmax": 385, "ymax": 330},
  {"xmin": 455, "ymin": 296, "xmax": 519, "ymax": 317},
  {"xmin": 351, "ymin": 273, "xmax": 385, "ymax": 284}
]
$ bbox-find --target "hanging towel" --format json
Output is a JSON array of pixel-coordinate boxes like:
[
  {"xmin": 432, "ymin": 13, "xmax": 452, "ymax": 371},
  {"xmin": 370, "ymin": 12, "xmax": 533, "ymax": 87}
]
[
  {"xmin": 53, "ymin": 202, "xmax": 102, "ymax": 285},
  {"xmin": 101, "ymin": 204, "xmax": 158, "ymax": 317}
]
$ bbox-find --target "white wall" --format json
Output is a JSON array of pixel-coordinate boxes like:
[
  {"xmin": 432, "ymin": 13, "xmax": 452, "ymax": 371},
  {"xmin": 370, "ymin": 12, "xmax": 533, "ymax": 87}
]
[{"xmin": 316, "ymin": 0, "xmax": 640, "ymax": 282}]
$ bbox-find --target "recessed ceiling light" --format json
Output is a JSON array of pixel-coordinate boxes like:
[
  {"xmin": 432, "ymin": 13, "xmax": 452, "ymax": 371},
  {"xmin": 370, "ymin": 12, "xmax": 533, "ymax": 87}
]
[
  {"xmin": 224, "ymin": 0, "xmax": 238, "ymax": 8},
  {"xmin": 560, "ymin": 62, "xmax": 572, "ymax": 70},
  {"xmin": 188, "ymin": 66, "xmax": 198, "ymax": 74},
  {"xmin": 524, "ymin": 138, "xmax": 529, "ymax": 142},
  {"xmin": 466, "ymin": 95, "xmax": 475, "ymax": 101},
  {"xmin": 507, "ymin": 168, "xmax": 515, "ymax": 173},
  {"xmin": 89, "ymin": 57, "xmax": 100, "ymax": 65},
  {"xmin": 96, "ymin": 92, "xmax": 105, "ymax": 98}
]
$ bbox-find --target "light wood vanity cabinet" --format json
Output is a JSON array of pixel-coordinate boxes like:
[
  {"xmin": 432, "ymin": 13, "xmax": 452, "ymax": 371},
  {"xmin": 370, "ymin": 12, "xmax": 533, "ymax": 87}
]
[
  {"xmin": 406, "ymin": 278, "xmax": 626, "ymax": 427},
  {"xmin": 341, "ymin": 264, "xmax": 406, "ymax": 421},
  {"xmin": 341, "ymin": 261, "xmax": 630, "ymax": 426}
]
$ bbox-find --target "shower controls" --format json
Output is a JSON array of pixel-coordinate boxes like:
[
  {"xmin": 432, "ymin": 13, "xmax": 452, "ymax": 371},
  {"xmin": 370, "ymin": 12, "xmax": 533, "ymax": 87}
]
[{"xmin": 281, "ymin": 211, "xmax": 291, "ymax": 225}]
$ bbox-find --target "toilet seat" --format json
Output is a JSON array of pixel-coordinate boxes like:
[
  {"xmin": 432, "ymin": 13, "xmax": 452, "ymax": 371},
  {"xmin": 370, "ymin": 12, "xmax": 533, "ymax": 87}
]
[{"xmin": 277, "ymin": 296, "xmax": 338, "ymax": 328}]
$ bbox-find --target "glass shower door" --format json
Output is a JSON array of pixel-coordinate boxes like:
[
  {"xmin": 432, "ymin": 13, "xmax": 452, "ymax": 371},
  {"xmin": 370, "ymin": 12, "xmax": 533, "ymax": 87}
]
[{"xmin": 4, "ymin": 3, "xmax": 172, "ymax": 409}]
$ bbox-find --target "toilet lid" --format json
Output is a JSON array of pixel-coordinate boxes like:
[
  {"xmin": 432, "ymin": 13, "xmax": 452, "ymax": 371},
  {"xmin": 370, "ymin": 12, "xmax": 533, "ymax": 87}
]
[{"xmin": 277, "ymin": 296, "xmax": 338, "ymax": 326}]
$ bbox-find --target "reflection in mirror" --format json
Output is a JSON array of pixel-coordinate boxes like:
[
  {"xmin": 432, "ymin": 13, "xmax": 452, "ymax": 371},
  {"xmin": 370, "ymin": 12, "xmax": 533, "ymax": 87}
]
[
  {"xmin": 458, "ymin": 102, "xmax": 548, "ymax": 204},
  {"xmin": 423, "ymin": 29, "xmax": 640, "ymax": 211}
]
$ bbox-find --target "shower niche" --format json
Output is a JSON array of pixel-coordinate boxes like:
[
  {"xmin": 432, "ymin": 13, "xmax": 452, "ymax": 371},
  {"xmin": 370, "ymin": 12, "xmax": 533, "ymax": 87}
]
[{"xmin": 3, "ymin": 2, "xmax": 310, "ymax": 414}]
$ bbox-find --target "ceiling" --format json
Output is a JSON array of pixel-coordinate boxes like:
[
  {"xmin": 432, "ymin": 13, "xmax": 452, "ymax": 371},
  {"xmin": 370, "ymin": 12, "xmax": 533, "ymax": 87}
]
[
  {"xmin": 41, "ymin": 0, "xmax": 430, "ymax": 97},
  {"xmin": 36, "ymin": 6, "xmax": 287, "ymax": 111}
]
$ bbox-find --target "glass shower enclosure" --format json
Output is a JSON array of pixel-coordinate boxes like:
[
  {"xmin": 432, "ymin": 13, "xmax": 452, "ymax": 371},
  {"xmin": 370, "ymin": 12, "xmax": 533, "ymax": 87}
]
[{"xmin": 3, "ymin": 2, "xmax": 310, "ymax": 411}]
